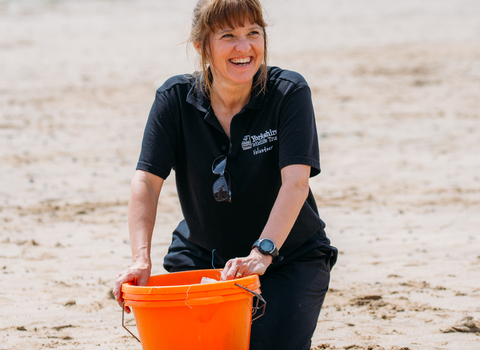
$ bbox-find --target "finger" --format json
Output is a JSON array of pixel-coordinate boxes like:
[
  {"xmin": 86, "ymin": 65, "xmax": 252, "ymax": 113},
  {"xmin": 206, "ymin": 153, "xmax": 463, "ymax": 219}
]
[
  {"xmin": 237, "ymin": 267, "xmax": 253, "ymax": 278},
  {"xmin": 222, "ymin": 266, "xmax": 237, "ymax": 281},
  {"xmin": 116, "ymin": 269, "xmax": 141, "ymax": 288},
  {"xmin": 114, "ymin": 280, "xmax": 131, "ymax": 313},
  {"xmin": 220, "ymin": 266, "xmax": 230, "ymax": 281},
  {"xmin": 225, "ymin": 261, "xmax": 242, "ymax": 281},
  {"xmin": 221, "ymin": 260, "xmax": 234, "ymax": 280},
  {"xmin": 233, "ymin": 263, "xmax": 246, "ymax": 279},
  {"xmin": 224, "ymin": 270, "xmax": 236, "ymax": 281},
  {"xmin": 117, "ymin": 298, "xmax": 125, "ymax": 310},
  {"xmin": 114, "ymin": 285, "xmax": 125, "ymax": 309},
  {"xmin": 113, "ymin": 273, "xmax": 135, "ymax": 306},
  {"xmin": 137, "ymin": 273, "xmax": 150, "ymax": 286},
  {"xmin": 114, "ymin": 282, "xmax": 132, "ymax": 313},
  {"xmin": 117, "ymin": 298, "xmax": 130, "ymax": 314}
]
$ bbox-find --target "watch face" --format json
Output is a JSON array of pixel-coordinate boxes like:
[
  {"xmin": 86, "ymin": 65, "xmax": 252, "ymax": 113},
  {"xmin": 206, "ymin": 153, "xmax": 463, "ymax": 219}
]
[{"xmin": 260, "ymin": 239, "xmax": 274, "ymax": 253}]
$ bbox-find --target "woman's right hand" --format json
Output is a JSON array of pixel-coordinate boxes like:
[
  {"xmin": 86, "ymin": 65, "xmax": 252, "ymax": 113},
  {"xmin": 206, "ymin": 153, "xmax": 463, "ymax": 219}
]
[{"xmin": 113, "ymin": 260, "xmax": 151, "ymax": 314}]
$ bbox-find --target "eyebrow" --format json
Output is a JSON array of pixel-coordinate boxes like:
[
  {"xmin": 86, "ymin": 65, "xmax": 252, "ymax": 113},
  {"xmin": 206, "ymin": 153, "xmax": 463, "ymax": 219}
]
[{"xmin": 217, "ymin": 25, "xmax": 262, "ymax": 36}]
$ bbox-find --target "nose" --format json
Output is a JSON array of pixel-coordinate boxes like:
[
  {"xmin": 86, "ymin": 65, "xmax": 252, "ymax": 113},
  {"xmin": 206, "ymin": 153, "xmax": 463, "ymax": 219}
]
[{"xmin": 235, "ymin": 36, "xmax": 251, "ymax": 53}]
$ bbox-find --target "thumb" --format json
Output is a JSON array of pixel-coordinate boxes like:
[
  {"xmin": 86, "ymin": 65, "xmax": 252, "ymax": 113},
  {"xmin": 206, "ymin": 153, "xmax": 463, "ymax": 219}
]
[
  {"xmin": 137, "ymin": 274, "xmax": 150, "ymax": 286},
  {"xmin": 138, "ymin": 268, "xmax": 152, "ymax": 286}
]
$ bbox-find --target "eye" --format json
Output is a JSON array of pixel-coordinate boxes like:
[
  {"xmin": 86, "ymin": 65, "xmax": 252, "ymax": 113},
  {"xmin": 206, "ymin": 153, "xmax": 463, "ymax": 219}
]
[
  {"xmin": 220, "ymin": 33, "xmax": 234, "ymax": 39},
  {"xmin": 249, "ymin": 30, "xmax": 261, "ymax": 36}
]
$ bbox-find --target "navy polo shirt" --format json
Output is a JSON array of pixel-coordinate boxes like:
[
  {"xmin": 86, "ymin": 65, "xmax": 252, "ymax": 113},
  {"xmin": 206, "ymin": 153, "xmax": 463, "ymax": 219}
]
[{"xmin": 137, "ymin": 66, "xmax": 326, "ymax": 261}]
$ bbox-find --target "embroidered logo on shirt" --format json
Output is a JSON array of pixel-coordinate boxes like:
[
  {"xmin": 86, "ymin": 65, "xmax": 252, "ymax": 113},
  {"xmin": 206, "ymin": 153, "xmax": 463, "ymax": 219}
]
[
  {"xmin": 241, "ymin": 135, "xmax": 252, "ymax": 150},
  {"xmin": 242, "ymin": 129, "xmax": 277, "ymax": 154}
]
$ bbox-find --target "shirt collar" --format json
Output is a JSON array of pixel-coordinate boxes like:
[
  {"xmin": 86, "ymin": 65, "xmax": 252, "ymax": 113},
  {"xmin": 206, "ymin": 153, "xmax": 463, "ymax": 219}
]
[
  {"xmin": 186, "ymin": 75, "xmax": 210, "ymax": 113},
  {"xmin": 186, "ymin": 68, "xmax": 266, "ymax": 115}
]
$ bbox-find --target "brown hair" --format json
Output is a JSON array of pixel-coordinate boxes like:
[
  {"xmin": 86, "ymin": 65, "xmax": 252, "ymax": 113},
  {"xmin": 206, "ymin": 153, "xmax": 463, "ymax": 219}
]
[{"xmin": 189, "ymin": 0, "xmax": 268, "ymax": 97}]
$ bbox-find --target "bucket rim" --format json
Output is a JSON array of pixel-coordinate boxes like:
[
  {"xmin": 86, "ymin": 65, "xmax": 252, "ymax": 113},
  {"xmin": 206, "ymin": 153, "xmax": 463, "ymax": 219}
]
[
  {"xmin": 122, "ymin": 281, "xmax": 260, "ymax": 301},
  {"xmin": 121, "ymin": 269, "xmax": 260, "ymax": 295},
  {"xmin": 124, "ymin": 289, "xmax": 259, "ymax": 308}
]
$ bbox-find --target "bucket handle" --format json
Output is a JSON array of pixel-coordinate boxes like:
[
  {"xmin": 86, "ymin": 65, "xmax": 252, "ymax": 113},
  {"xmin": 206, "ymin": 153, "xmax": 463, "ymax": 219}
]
[
  {"xmin": 234, "ymin": 283, "xmax": 266, "ymax": 323},
  {"xmin": 122, "ymin": 302, "xmax": 141, "ymax": 343}
]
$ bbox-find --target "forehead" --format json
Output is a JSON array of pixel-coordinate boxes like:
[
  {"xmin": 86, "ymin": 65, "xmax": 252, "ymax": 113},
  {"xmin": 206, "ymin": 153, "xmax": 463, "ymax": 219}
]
[
  {"xmin": 209, "ymin": 9, "xmax": 262, "ymax": 33},
  {"xmin": 214, "ymin": 19, "xmax": 261, "ymax": 33}
]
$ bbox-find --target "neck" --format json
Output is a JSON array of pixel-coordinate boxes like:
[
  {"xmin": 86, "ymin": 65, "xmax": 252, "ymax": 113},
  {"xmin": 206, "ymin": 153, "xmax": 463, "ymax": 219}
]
[{"xmin": 210, "ymin": 80, "xmax": 252, "ymax": 114}]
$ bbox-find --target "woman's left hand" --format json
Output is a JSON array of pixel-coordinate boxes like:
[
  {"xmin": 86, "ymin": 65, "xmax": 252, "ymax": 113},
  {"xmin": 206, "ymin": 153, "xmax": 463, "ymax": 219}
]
[{"xmin": 221, "ymin": 248, "xmax": 273, "ymax": 281}]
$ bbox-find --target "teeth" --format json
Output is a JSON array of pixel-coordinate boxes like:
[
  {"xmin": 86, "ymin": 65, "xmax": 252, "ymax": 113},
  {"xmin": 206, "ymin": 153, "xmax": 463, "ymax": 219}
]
[{"xmin": 230, "ymin": 58, "xmax": 251, "ymax": 64}]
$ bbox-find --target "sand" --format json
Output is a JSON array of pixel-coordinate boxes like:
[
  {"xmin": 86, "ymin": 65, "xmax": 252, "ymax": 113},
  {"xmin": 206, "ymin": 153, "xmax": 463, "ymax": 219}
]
[{"xmin": 1, "ymin": 0, "xmax": 479, "ymax": 349}]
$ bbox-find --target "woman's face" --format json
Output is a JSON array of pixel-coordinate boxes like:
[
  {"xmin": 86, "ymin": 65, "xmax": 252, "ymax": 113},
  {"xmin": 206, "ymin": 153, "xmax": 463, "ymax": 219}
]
[{"xmin": 207, "ymin": 19, "xmax": 265, "ymax": 91}]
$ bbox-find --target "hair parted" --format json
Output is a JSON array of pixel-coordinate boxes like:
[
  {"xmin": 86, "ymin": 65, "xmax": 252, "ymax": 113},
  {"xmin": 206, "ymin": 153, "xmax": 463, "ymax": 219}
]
[{"xmin": 189, "ymin": 0, "xmax": 268, "ymax": 97}]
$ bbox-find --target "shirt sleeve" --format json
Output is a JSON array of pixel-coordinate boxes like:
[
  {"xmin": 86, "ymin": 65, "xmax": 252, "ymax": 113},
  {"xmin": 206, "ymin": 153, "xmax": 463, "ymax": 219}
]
[
  {"xmin": 136, "ymin": 89, "xmax": 178, "ymax": 179},
  {"xmin": 277, "ymin": 84, "xmax": 321, "ymax": 177}
]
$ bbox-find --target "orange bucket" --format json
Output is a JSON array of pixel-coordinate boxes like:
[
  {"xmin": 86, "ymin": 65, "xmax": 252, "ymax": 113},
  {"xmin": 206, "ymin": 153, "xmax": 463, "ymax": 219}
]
[{"xmin": 121, "ymin": 269, "xmax": 265, "ymax": 350}]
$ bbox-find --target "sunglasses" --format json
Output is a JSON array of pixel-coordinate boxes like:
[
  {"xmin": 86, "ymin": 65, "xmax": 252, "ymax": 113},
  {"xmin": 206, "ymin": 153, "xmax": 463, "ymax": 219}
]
[{"xmin": 212, "ymin": 155, "xmax": 231, "ymax": 203}]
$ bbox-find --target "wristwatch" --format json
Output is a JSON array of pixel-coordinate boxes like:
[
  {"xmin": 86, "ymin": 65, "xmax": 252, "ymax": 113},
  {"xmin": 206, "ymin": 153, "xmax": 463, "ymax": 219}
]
[{"xmin": 252, "ymin": 238, "xmax": 283, "ymax": 263}]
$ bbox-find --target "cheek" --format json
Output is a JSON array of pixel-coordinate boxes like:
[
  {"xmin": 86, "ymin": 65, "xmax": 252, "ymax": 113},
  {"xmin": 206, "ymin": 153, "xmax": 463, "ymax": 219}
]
[
  {"xmin": 255, "ymin": 40, "xmax": 265, "ymax": 58},
  {"xmin": 210, "ymin": 45, "xmax": 229, "ymax": 65}
]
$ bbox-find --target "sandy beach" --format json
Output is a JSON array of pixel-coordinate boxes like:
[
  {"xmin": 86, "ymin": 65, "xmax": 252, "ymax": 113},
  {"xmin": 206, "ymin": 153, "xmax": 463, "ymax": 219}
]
[{"xmin": 1, "ymin": 0, "xmax": 479, "ymax": 349}]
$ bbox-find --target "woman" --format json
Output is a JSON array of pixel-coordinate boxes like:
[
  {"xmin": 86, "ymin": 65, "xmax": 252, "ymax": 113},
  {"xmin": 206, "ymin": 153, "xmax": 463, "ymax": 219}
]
[{"xmin": 113, "ymin": 0, "xmax": 337, "ymax": 349}]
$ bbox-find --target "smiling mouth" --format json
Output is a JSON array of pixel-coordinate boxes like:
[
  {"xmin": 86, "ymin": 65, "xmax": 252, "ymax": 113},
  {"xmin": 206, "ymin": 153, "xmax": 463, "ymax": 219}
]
[{"xmin": 229, "ymin": 57, "xmax": 251, "ymax": 67}]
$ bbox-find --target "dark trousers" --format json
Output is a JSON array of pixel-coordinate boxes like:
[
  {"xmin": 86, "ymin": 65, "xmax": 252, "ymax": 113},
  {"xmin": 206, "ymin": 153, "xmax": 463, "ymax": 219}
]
[
  {"xmin": 167, "ymin": 235, "xmax": 335, "ymax": 350},
  {"xmin": 249, "ymin": 249, "xmax": 331, "ymax": 350}
]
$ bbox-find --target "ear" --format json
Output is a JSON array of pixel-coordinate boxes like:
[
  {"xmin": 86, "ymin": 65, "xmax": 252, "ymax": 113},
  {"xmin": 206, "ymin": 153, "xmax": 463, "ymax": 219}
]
[{"xmin": 193, "ymin": 42, "xmax": 202, "ymax": 55}]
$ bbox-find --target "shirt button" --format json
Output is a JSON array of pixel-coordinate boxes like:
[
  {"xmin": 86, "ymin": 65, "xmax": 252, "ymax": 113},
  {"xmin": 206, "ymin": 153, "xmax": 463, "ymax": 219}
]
[{"xmin": 221, "ymin": 145, "xmax": 227, "ymax": 151}]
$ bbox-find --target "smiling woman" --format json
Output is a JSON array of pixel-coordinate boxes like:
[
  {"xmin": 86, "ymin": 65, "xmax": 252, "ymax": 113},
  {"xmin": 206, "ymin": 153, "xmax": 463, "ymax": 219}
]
[
  {"xmin": 206, "ymin": 20, "xmax": 264, "ymax": 89},
  {"xmin": 113, "ymin": 0, "xmax": 337, "ymax": 349},
  {"xmin": 189, "ymin": 0, "xmax": 268, "ymax": 97}
]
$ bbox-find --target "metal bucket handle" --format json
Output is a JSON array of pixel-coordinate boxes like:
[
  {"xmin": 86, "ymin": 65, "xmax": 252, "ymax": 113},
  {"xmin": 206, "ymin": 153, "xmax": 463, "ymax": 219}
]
[
  {"xmin": 234, "ymin": 283, "xmax": 266, "ymax": 323},
  {"xmin": 122, "ymin": 302, "xmax": 141, "ymax": 343}
]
